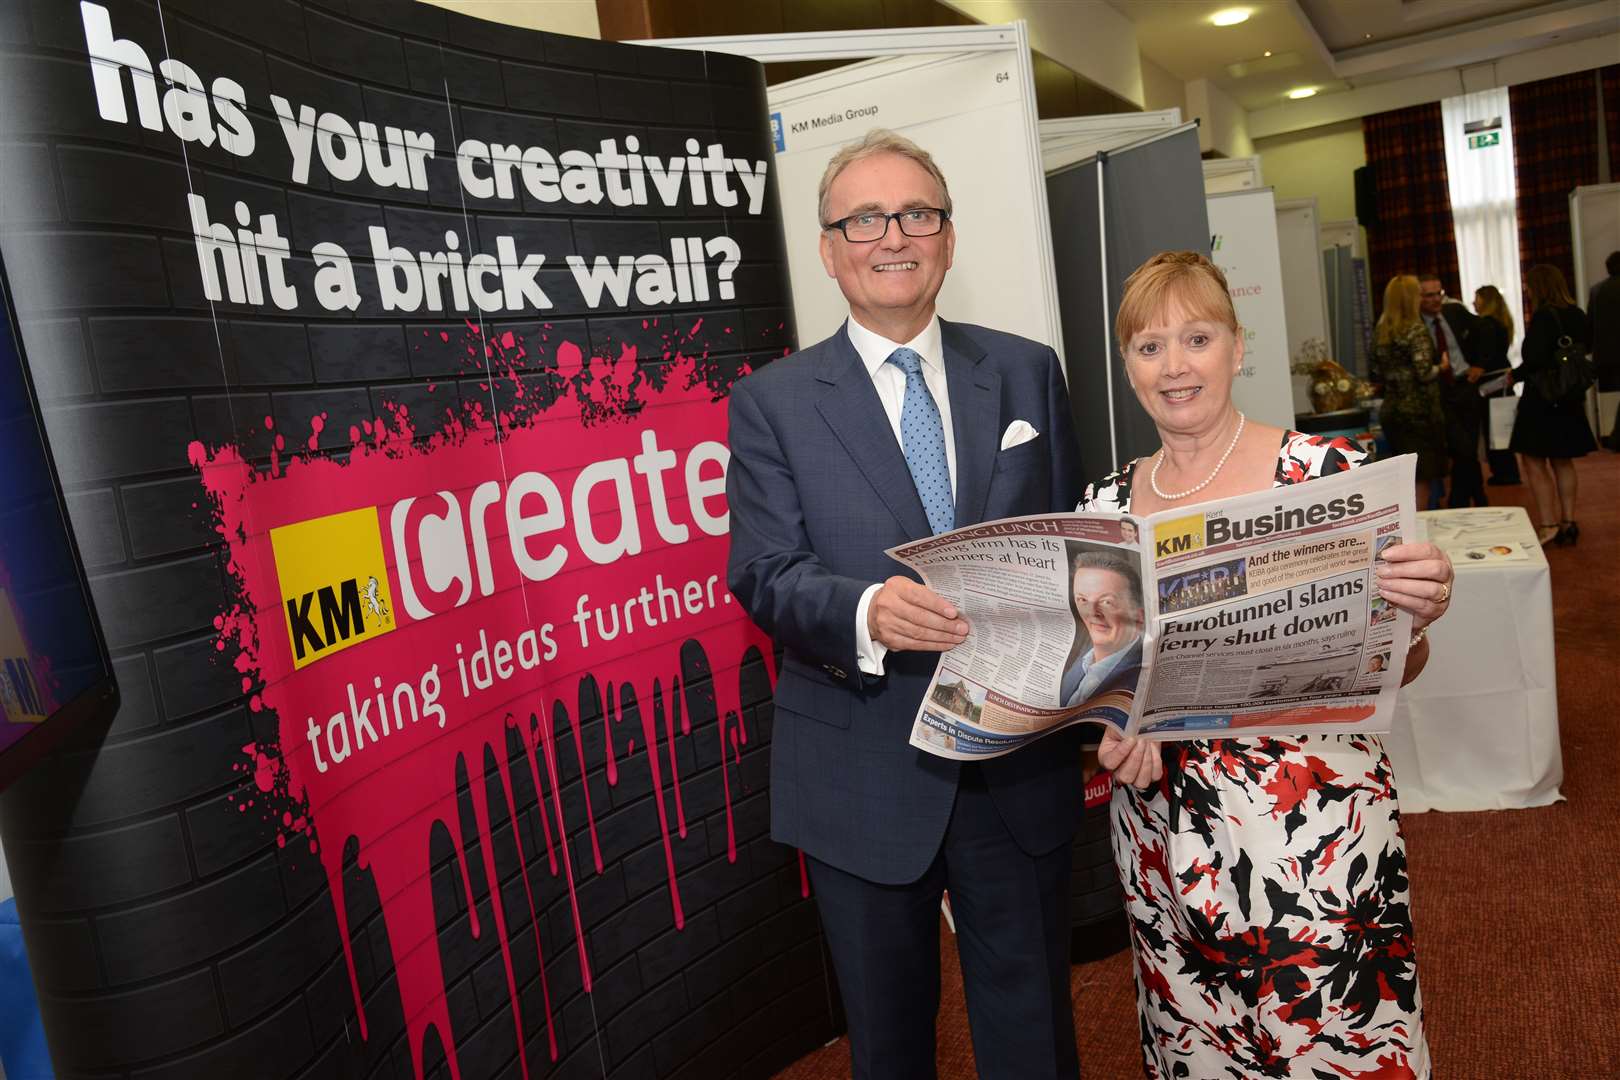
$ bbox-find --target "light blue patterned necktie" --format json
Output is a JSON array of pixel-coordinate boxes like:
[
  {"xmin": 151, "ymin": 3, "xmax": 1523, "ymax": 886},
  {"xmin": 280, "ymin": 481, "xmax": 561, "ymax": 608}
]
[{"xmin": 887, "ymin": 347, "xmax": 954, "ymax": 535}]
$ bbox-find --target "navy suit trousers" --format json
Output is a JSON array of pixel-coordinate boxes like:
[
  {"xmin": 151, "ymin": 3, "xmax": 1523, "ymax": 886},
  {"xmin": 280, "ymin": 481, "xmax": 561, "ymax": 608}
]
[{"xmin": 806, "ymin": 766, "xmax": 1080, "ymax": 1080}]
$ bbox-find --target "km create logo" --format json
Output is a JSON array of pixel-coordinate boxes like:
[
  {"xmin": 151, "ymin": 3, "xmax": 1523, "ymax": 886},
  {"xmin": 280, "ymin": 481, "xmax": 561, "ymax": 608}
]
[
  {"xmin": 270, "ymin": 507, "xmax": 395, "ymax": 670},
  {"xmin": 1154, "ymin": 514, "xmax": 1206, "ymax": 559}
]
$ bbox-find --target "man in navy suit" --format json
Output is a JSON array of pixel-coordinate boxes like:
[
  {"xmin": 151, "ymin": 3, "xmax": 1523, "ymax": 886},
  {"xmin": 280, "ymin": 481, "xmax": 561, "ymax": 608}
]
[
  {"xmin": 1419, "ymin": 274, "xmax": 1489, "ymax": 506},
  {"xmin": 727, "ymin": 130, "xmax": 1086, "ymax": 1078}
]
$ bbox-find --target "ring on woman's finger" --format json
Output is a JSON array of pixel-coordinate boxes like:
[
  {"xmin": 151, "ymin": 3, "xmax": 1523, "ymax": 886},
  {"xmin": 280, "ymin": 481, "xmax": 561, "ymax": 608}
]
[{"xmin": 1436, "ymin": 582, "xmax": 1450, "ymax": 603}]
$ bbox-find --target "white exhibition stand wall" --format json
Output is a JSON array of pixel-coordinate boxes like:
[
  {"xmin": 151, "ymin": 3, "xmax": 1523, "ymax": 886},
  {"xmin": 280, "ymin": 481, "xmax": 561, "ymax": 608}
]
[
  {"xmin": 768, "ymin": 52, "xmax": 1060, "ymax": 349},
  {"xmin": 1202, "ymin": 156, "xmax": 1264, "ymax": 194},
  {"xmin": 642, "ymin": 24, "xmax": 1063, "ymax": 355},
  {"xmin": 1039, "ymin": 109, "xmax": 1181, "ymax": 173},
  {"xmin": 1207, "ymin": 188, "xmax": 1297, "ymax": 430},
  {"xmin": 1275, "ymin": 198, "xmax": 1332, "ymax": 374},
  {"xmin": 1571, "ymin": 182, "xmax": 1619, "ymax": 438},
  {"xmin": 1571, "ymin": 182, "xmax": 1620, "ymax": 297}
]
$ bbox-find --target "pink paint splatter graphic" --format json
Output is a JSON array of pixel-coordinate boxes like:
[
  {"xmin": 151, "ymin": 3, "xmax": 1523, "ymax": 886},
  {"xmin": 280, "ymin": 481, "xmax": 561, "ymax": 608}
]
[{"xmin": 196, "ymin": 324, "xmax": 781, "ymax": 1080}]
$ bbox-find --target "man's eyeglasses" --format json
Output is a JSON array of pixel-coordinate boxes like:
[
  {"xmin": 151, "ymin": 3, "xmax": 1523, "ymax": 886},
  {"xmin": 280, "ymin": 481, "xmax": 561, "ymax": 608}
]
[{"xmin": 822, "ymin": 208, "xmax": 950, "ymax": 243}]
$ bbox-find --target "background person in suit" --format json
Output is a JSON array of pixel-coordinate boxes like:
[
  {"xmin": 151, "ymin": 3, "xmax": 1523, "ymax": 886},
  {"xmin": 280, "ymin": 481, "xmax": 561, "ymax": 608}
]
[
  {"xmin": 1060, "ymin": 548, "xmax": 1145, "ymax": 707},
  {"xmin": 726, "ymin": 129, "xmax": 1087, "ymax": 1079},
  {"xmin": 1419, "ymin": 273, "xmax": 1489, "ymax": 507},
  {"xmin": 1588, "ymin": 250, "xmax": 1620, "ymax": 451}
]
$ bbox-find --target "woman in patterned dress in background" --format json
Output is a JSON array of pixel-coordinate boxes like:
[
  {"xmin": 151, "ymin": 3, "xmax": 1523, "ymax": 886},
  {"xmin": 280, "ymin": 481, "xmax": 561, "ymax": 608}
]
[
  {"xmin": 1083, "ymin": 252, "xmax": 1455, "ymax": 1079},
  {"xmin": 1370, "ymin": 274, "xmax": 1447, "ymax": 511}
]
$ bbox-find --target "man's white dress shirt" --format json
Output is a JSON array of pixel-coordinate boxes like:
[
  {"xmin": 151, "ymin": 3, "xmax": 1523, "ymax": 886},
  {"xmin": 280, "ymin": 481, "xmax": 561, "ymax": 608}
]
[{"xmin": 845, "ymin": 315, "xmax": 955, "ymax": 675}]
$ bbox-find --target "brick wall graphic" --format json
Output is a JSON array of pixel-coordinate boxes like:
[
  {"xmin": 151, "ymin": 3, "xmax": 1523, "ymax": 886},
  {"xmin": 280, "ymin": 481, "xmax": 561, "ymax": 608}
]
[{"xmin": 0, "ymin": 1, "xmax": 833, "ymax": 1077}]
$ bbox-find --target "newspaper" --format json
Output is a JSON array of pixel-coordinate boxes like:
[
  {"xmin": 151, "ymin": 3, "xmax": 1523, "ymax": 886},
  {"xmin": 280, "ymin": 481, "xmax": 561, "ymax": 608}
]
[{"xmin": 892, "ymin": 455, "xmax": 1417, "ymax": 759}]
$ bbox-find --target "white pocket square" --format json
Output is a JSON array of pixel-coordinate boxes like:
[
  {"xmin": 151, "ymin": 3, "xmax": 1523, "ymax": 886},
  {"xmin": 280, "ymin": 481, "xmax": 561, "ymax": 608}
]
[{"xmin": 999, "ymin": 420, "xmax": 1039, "ymax": 450}]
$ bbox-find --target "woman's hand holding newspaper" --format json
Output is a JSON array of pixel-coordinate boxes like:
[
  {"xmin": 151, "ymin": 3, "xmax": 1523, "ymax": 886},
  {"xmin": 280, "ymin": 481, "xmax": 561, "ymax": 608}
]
[
  {"xmin": 1373, "ymin": 541, "xmax": 1454, "ymax": 631},
  {"xmin": 1098, "ymin": 729, "xmax": 1164, "ymax": 790}
]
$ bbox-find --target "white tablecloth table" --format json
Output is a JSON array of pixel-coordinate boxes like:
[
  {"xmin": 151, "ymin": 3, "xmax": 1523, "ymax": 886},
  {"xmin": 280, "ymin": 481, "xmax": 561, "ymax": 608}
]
[{"xmin": 1383, "ymin": 507, "xmax": 1564, "ymax": 813}]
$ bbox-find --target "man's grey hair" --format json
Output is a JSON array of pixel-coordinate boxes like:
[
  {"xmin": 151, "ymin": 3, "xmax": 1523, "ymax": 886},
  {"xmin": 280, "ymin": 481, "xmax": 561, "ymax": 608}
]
[{"xmin": 817, "ymin": 128, "xmax": 953, "ymax": 227}]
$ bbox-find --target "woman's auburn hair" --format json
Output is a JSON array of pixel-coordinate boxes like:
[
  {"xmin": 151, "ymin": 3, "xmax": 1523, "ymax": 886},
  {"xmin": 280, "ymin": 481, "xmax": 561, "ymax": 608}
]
[
  {"xmin": 1115, "ymin": 251, "xmax": 1240, "ymax": 355},
  {"xmin": 1375, "ymin": 274, "xmax": 1421, "ymax": 344},
  {"xmin": 1525, "ymin": 263, "xmax": 1574, "ymax": 310}
]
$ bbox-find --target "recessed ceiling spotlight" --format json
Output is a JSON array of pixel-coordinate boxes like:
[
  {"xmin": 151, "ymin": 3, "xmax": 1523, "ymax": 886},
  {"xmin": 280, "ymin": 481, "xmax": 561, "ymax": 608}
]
[
  {"xmin": 1288, "ymin": 87, "xmax": 1319, "ymax": 99},
  {"xmin": 1211, "ymin": 8, "xmax": 1252, "ymax": 27},
  {"xmin": 1263, "ymin": 50, "xmax": 1273, "ymax": 57},
  {"xmin": 1365, "ymin": 33, "xmax": 1373, "ymax": 39}
]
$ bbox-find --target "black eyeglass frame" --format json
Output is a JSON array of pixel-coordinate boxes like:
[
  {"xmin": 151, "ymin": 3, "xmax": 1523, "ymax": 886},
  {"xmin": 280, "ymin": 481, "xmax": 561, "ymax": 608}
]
[{"xmin": 821, "ymin": 207, "xmax": 952, "ymax": 243}]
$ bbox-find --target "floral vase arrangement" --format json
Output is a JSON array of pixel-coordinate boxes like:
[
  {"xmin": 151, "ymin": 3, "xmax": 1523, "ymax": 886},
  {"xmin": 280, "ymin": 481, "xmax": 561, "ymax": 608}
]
[{"xmin": 1290, "ymin": 338, "xmax": 1373, "ymax": 414}]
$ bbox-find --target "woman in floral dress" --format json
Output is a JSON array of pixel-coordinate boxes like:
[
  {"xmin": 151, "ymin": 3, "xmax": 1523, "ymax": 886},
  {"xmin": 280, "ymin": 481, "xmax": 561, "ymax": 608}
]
[
  {"xmin": 1370, "ymin": 274, "xmax": 1446, "ymax": 511},
  {"xmin": 1084, "ymin": 252, "xmax": 1455, "ymax": 1079}
]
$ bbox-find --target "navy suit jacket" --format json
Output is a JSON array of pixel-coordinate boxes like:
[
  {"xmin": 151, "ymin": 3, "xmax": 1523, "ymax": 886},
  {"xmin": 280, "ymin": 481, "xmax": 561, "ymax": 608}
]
[{"xmin": 726, "ymin": 319, "xmax": 1085, "ymax": 884}]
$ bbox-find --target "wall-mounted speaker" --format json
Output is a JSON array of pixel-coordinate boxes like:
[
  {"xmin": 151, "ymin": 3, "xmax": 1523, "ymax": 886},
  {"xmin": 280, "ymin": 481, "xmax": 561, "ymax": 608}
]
[{"xmin": 1354, "ymin": 165, "xmax": 1381, "ymax": 230}]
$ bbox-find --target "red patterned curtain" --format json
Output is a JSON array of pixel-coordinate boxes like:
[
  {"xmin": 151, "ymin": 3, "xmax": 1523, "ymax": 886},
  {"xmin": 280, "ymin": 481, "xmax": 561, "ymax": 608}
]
[
  {"xmin": 1604, "ymin": 65, "xmax": 1620, "ymax": 186},
  {"xmin": 1510, "ymin": 69, "xmax": 1604, "ymax": 291},
  {"xmin": 1362, "ymin": 102, "xmax": 1458, "ymax": 313}
]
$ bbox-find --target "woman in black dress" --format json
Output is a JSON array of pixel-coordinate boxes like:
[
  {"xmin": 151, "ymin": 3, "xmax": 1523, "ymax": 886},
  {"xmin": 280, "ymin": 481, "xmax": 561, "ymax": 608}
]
[
  {"xmin": 1510, "ymin": 265, "xmax": 1594, "ymax": 545},
  {"xmin": 1472, "ymin": 285, "xmax": 1521, "ymax": 484},
  {"xmin": 1472, "ymin": 284, "xmax": 1514, "ymax": 364}
]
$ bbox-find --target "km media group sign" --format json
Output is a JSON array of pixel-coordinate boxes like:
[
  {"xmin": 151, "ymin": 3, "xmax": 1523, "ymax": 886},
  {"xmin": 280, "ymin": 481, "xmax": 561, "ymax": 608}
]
[{"xmin": 0, "ymin": 2, "xmax": 837, "ymax": 1078}]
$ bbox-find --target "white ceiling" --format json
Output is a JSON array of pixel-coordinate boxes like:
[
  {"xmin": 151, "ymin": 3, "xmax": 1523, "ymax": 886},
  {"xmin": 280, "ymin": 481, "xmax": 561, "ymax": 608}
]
[
  {"xmin": 1110, "ymin": 0, "xmax": 1620, "ymax": 110},
  {"xmin": 1303, "ymin": 0, "xmax": 1572, "ymax": 51}
]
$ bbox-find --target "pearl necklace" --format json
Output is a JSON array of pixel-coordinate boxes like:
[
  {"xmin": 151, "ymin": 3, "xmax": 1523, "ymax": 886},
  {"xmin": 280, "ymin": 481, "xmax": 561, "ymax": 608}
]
[{"xmin": 1150, "ymin": 412, "xmax": 1246, "ymax": 501}]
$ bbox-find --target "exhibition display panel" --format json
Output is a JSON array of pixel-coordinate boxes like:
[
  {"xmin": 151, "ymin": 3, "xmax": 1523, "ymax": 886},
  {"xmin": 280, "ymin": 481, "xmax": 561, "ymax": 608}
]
[
  {"xmin": 0, "ymin": 256, "xmax": 119, "ymax": 794},
  {"xmin": 1274, "ymin": 197, "xmax": 1333, "ymax": 379},
  {"xmin": 1571, "ymin": 182, "xmax": 1620, "ymax": 438},
  {"xmin": 643, "ymin": 23, "xmax": 1065, "ymax": 358},
  {"xmin": 1039, "ymin": 109, "xmax": 1182, "ymax": 174},
  {"xmin": 1044, "ymin": 124, "xmax": 1211, "ymax": 473},
  {"xmin": 0, "ymin": 2, "xmax": 837, "ymax": 1078},
  {"xmin": 1207, "ymin": 187, "xmax": 1302, "ymax": 431}
]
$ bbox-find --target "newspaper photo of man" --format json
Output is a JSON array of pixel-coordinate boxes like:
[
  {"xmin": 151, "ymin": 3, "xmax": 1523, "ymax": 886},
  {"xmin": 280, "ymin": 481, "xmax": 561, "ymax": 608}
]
[{"xmin": 1060, "ymin": 546, "xmax": 1147, "ymax": 708}]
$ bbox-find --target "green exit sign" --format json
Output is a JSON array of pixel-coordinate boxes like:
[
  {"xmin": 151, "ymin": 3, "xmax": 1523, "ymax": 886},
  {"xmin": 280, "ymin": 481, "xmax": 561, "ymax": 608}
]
[{"xmin": 1468, "ymin": 131, "xmax": 1501, "ymax": 149}]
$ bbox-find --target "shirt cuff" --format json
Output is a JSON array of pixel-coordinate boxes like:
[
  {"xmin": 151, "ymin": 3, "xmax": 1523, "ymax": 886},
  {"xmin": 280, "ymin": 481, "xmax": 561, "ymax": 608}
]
[{"xmin": 854, "ymin": 582, "xmax": 888, "ymax": 675}]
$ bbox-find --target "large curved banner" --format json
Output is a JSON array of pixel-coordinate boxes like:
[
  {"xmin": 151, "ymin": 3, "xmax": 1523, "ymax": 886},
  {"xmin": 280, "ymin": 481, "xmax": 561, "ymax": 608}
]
[{"xmin": 0, "ymin": 2, "xmax": 834, "ymax": 1077}]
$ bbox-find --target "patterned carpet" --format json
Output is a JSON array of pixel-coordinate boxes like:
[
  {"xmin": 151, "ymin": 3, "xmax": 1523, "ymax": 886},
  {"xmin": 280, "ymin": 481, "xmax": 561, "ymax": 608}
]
[{"xmin": 776, "ymin": 450, "xmax": 1620, "ymax": 1079}]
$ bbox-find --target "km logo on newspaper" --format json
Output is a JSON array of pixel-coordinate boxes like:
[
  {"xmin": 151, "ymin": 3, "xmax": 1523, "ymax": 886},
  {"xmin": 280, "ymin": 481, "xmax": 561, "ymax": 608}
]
[{"xmin": 1154, "ymin": 514, "xmax": 1206, "ymax": 558}]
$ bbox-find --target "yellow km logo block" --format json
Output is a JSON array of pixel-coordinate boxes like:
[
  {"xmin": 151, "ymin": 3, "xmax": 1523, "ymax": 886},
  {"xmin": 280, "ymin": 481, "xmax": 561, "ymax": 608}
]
[
  {"xmin": 270, "ymin": 507, "xmax": 395, "ymax": 670},
  {"xmin": 1154, "ymin": 514, "xmax": 1206, "ymax": 559}
]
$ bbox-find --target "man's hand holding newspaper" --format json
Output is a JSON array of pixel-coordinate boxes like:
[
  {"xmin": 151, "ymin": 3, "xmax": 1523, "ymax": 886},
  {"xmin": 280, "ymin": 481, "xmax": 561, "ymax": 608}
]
[{"xmin": 867, "ymin": 576, "xmax": 969, "ymax": 653}]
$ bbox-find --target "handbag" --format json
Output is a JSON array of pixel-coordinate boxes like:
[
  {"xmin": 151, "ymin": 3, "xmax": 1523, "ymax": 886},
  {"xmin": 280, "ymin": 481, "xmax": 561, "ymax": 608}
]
[{"xmin": 1530, "ymin": 308, "xmax": 1594, "ymax": 403}]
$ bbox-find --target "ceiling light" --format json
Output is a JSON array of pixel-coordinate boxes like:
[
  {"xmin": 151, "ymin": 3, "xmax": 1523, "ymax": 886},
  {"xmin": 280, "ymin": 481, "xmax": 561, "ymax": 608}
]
[
  {"xmin": 1288, "ymin": 87, "xmax": 1318, "ymax": 100},
  {"xmin": 1211, "ymin": 8, "xmax": 1251, "ymax": 27},
  {"xmin": 1263, "ymin": 50, "xmax": 1272, "ymax": 57}
]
